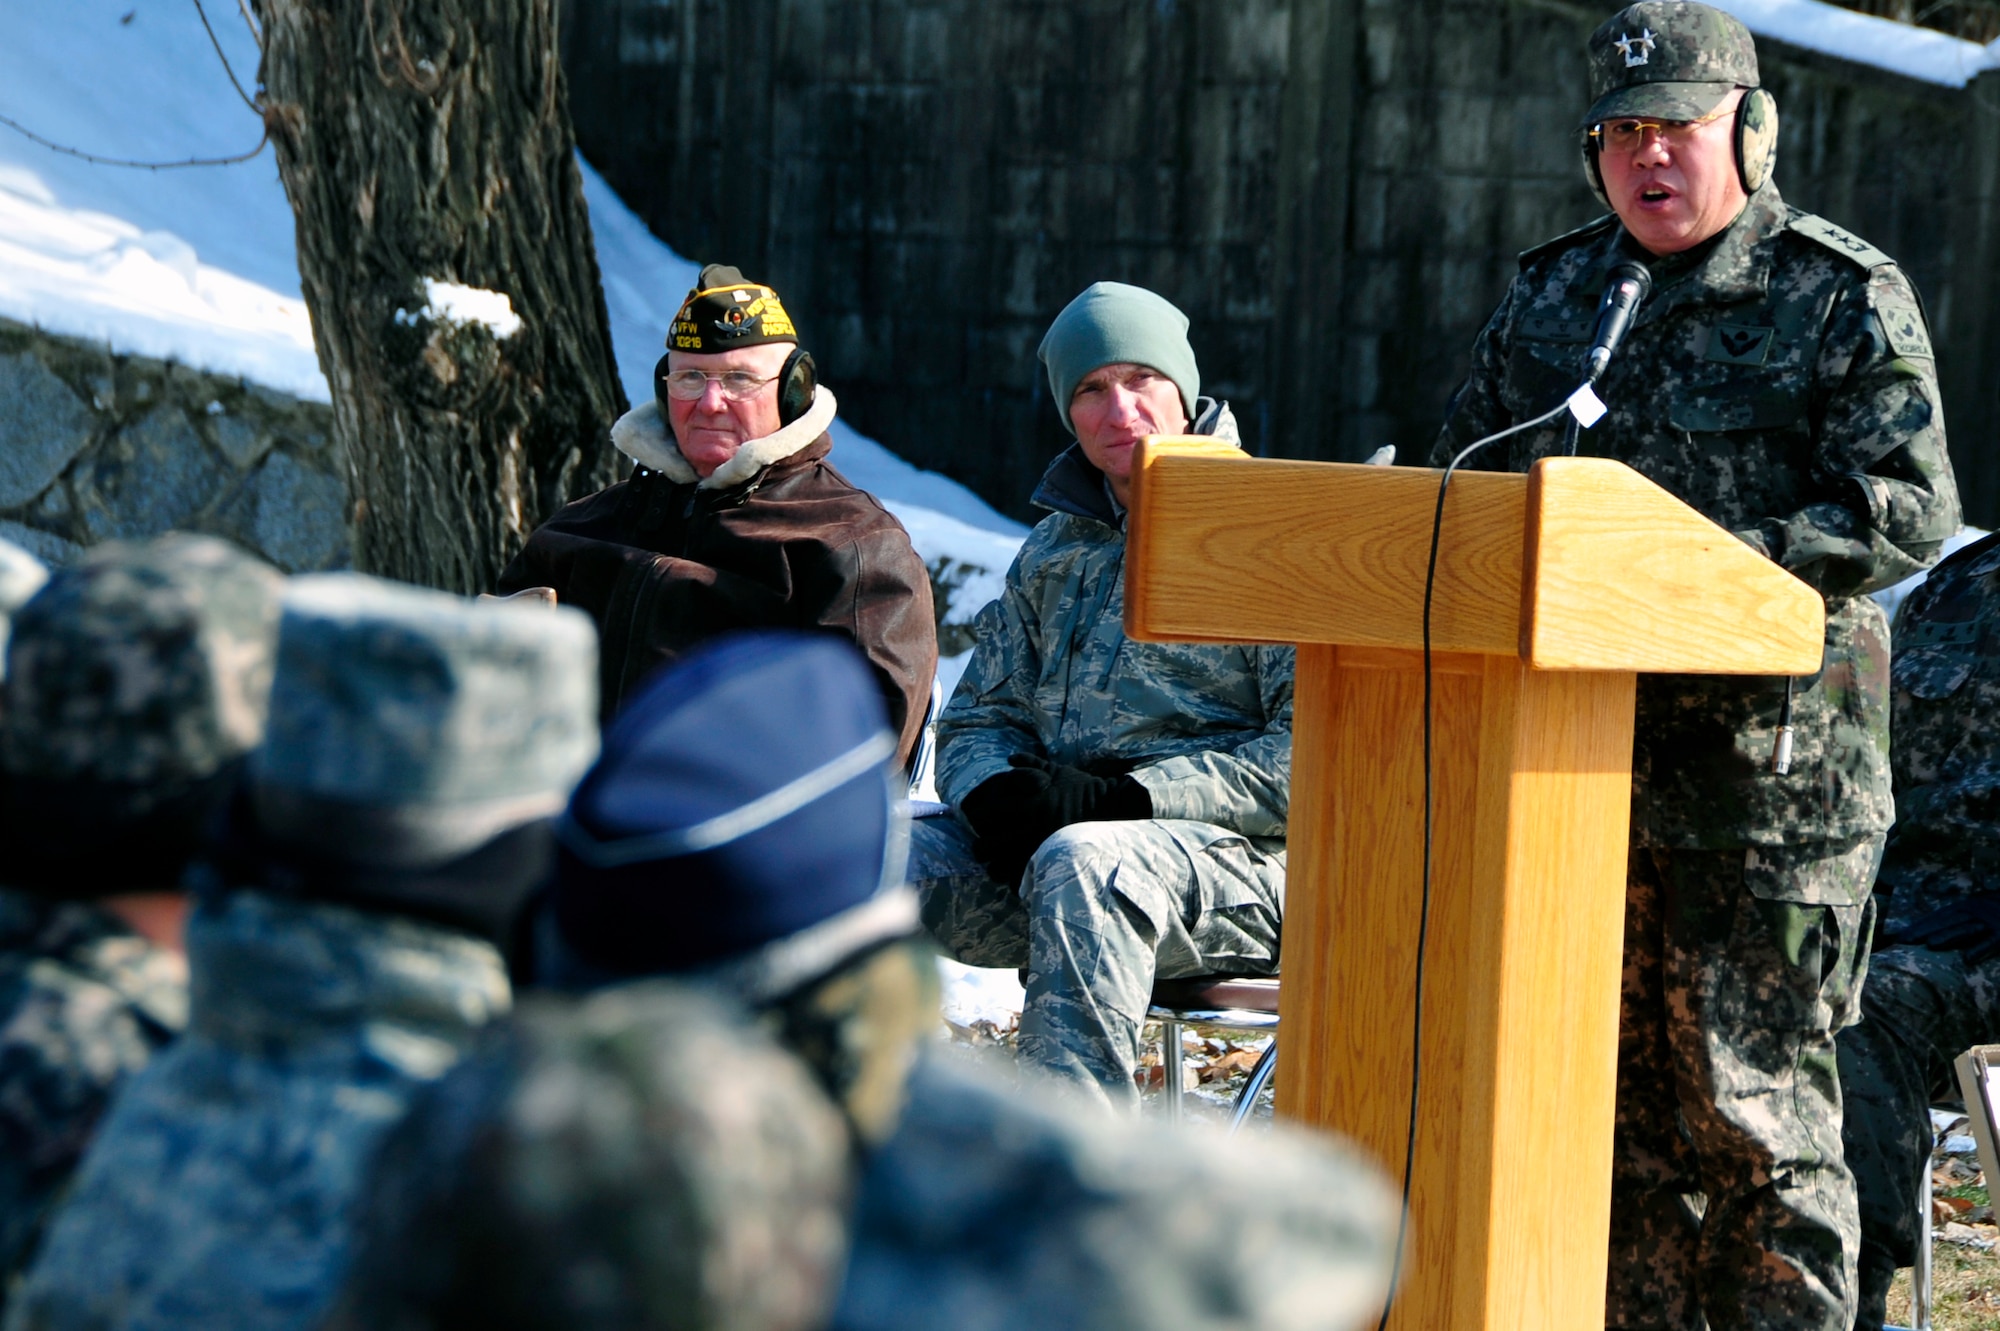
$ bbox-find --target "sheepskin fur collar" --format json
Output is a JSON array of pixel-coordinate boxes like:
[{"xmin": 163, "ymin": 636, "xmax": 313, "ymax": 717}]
[{"xmin": 609, "ymin": 386, "xmax": 840, "ymax": 491}]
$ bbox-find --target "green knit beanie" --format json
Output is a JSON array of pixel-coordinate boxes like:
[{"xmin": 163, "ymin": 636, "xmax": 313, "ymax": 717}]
[{"xmin": 1037, "ymin": 282, "xmax": 1200, "ymax": 436}]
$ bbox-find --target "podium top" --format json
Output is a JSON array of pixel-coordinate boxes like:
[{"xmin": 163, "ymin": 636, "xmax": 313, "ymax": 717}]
[{"xmin": 1124, "ymin": 437, "xmax": 1824, "ymax": 674}]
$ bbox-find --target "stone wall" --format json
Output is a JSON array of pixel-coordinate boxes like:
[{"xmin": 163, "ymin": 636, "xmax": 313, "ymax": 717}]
[
  {"xmin": 561, "ymin": 0, "xmax": 2000, "ymax": 526},
  {"xmin": 0, "ymin": 318, "xmax": 348, "ymax": 572}
]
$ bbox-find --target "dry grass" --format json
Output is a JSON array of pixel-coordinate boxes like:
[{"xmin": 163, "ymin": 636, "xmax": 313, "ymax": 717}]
[{"xmin": 1887, "ymin": 1244, "xmax": 2000, "ymax": 1330}]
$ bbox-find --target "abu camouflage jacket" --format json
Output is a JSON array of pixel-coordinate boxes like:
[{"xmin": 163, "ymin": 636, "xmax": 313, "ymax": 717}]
[
  {"xmin": 0, "ymin": 891, "xmax": 185, "ymax": 1304},
  {"xmin": 7, "ymin": 891, "xmax": 509, "ymax": 1331},
  {"xmin": 1876, "ymin": 532, "xmax": 2000, "ymax": 934},
  {"xmin": 1438, "ymin": 184, "xmax": 1959, "ymax": 849},
  {"xmin": 935, "ymin": 402, "xmax": 1294, "ymax": 845}
]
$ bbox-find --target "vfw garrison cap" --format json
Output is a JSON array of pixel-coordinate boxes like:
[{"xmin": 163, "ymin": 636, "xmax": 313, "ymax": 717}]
[
  {"xmin": 1583, "ymin": 1, "xmax": 1760, "ymax": 128},
  {"xmin": 668, "ymin": 262, "xmax": 799, "ymax": 353}
]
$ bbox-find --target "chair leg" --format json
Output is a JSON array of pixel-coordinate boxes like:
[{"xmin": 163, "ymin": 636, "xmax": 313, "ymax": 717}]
[
  {"xmin": 1912, "ymin": 1129, "xmax": 1934, "ymax": 1331},
  {"xmin": 1162, "ymin": 1018, "xmax": 1184, "ymax": 1123},
  {"xmin": 1227, "ymin": 1039, "xmax": 1277, "ymax": 1134}
]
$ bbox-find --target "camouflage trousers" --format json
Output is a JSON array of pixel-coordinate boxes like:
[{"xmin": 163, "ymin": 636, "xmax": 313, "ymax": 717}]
[
  {"xmin": 909, "ymin": 814, "xmax": 1283, "ymax": 1111},
  {"xmin": 1837, "ymin": 942, "xmax": 2000, "ymax": 1330},
  {"xmin": 1610, "ymin": 838, "xmax": 1880, "ymax": 1331}
]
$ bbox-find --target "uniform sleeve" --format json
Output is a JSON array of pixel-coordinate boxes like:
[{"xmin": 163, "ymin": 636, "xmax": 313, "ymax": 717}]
[
  {"xmin": 1130, "ymin": 645, "xmax": 1294, "ymax": 838},
  {"xmin": 1738, "ymin": 265, "xmax": 1960, "ymax": 598},
  {"xmin": 1432, "ymin": 280, "xmax": 1526, "ymax": 468},
  {"xmin": 820, "ymin": 528, "xmax": 938, "ymax": 771},
  {"xmin": 934, "ymin": 547, "xmax": 1049, "ymax": 810}
]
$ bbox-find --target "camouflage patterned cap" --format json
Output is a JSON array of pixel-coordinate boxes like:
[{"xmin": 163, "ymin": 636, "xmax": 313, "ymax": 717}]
[
  {"xmin": 1582, "ymin": 1, "xmax": 1760, "ymax": 128},
  {"xmin": 2, "ymin": 534, "xmax": 283, "ymax": 795},
  {"xmin": 251, "ymin": 573, "xmax": 600, "ymax": 866}
]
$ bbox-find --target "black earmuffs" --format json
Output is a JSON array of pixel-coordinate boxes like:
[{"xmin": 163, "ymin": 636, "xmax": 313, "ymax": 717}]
[
  {"xmin": 651, "ymin": 348, "xmax": 818, "ymax": 427},
  {"xmin": 1581, "ymin": 86, "xmax": 1779, "ymax": 206},
  {"xmin": 778, "ymin": 347, "xmax": 817, "ymax": 426}
]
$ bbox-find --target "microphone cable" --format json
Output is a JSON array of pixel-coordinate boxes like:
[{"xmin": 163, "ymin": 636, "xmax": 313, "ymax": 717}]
[{"xmin": 1374, "ymin": 393, "xmax": 1578, "ymax": 1330}]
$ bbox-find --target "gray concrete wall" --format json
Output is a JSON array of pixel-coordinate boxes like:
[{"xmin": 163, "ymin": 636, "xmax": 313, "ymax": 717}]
[
  {"xmin": 0, "ymin": 318, "xmax": 348, "ymax": 572},
  {"xmin": 561, "ymin": 0, "xmax": 2000, "ymax": 525}
]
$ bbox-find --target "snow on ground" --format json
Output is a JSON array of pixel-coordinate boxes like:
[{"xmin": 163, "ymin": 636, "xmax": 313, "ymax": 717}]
[
  {"xmin": 1, "ymin": 1, "xmax": 1027, "ymax": 1022},
  {"xmin": 1710, "ymin": 0, "xmax": 2000, "ymax": 87}
]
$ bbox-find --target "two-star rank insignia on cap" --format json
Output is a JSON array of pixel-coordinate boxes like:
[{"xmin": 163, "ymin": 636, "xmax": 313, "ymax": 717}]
[{"xmin": 1614, "ymin": 28, "xmax": 1657, "ymax": 67}]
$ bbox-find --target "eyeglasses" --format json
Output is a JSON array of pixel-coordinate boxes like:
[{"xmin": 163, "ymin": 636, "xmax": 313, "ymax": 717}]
[
  {"xmin": 659, "ymin": 369, "xmax": 779, "ymax": 401},
  {"xmin": 1589, "ymin": 105, "xmax": 1733, "ymax": 152}
]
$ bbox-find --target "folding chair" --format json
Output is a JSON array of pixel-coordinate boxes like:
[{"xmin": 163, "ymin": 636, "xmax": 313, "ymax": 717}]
[{"xmin": 1147, "ymin": 975, "xmax": 1279, "ymax": 1132}]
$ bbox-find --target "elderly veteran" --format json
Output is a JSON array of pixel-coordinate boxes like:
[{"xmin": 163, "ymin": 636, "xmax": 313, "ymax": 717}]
[
  {"xmin": 912, "ymin": 282, "xmax": 1294, "ymax": 1112},
  {"xmin": 1433, "ymin": 3, "xmax": 1959, "ymax": 1326},
  {"xmin": 497, "ymin": 263, "xmax": 936, "ymax": 763}
]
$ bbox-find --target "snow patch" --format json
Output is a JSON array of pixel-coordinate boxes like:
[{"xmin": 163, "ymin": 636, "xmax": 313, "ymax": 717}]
[
  {"xmin": 1710, "ymin": 0, "xmax": 1999, "ymax": 88},
  {"xmin": 397, "ymin": 279, "xmax": 523, "ymax": 340},
  {"xmin": 938, "ymin": 957, "xmax": 1026, "ymax": 1028}
]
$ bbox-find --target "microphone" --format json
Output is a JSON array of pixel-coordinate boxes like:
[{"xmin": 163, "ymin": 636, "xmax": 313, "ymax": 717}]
[{"xmin": 1583, "ymin": 261, "xmax": 1653, "ymax": 383}]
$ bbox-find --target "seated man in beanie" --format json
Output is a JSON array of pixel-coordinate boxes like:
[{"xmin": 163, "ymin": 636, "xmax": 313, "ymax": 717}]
[
  {"xmin": 0, "ymin": 536, "xmax": 282, "ymax": 1304},
  {"xmin": 328, "ymin": 631, "xmax": 1396, "ymax": 1331},
  {"xmin": 914, "ymin": 282, "xmax": 1293, "ymax": 1110},
  {"xmin": 498, "ymin": 263, "xmax": 937, "ymax": 762},
  {"xmin": 9, "ymin": 576, "xmax": 600, "ymax": 1331}
]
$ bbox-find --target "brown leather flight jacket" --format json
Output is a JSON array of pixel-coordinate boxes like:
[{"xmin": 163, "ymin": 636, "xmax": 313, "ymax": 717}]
[{"xmin": 497, "ymin": 430, "xmax": 937, "ymax": 767}]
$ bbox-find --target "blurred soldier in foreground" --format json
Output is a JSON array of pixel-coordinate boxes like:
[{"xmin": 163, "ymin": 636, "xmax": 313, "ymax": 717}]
[
  {"xmin": 1838, "ymin": 534, "xmax": 2000, "ymax": 1328},
  {"xmin": 0, "ymin": 536, "xmax": 281, "ymax": 1304},
  {"xmin": 333, "ymin": 632, "xmax": 1395, "ymax": 1331},
  {"xmin": 1434, "ymin": 4, "xmax": 1958, "ymax": 1325},
  {"xmin": 7, "ymin": 576, "xmax": 599, "ymax": 1331},
  {"xmin": 915, "ymin": 282, "xmax": 1294, "ymax": 1110},
  {"xmin": 498, "ymin": 263, "xmax": 936, "ymax": 762}
]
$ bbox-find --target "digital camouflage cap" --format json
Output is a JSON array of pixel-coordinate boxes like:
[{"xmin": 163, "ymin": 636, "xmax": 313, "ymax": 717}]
[
  {"xmin": 1583, "ymin": 1, "xmax": 1761, "ymax": 128},
  {"xmin": 251, "ymin": 573, "xmax": 600, "ymax": 868},
  {"xmin": 2, "ymin": 534, "xmax": 283, "ymax": 798}
]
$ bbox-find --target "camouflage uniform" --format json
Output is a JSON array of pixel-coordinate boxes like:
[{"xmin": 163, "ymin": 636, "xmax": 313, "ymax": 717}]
[
  {"xmin": 0, "ymin": 536, "xmax": 283, "ymax": 1306},
  {"xmin": 825, "ymin": 1047, "xmax": 1395, "ymax": 1331},
  {"xmin": 6, "ymin": 575, "xmax": 599, "ymax": 1331},
  {"xmin": 918, "ymin": 402, "xmax": 1294, "ymax": 1111},
  {"xmin": 0, "ymin": 894, "xmax": 185, "ymax": 1304},
  {"xmin": 1835, "ymin": 533, "xmax": 2000, "ymax": 1327},
  {"xmin": 329, "ymin": 978, "xmax": 855, "ymax": 1331},
  {"xmin": 333, "ymin": 629, "xmax": 1393, "ymax": 1331},
  {"xmin": 1436, "ymin": 10, "xmax": 1958, "ymax": 1323}
]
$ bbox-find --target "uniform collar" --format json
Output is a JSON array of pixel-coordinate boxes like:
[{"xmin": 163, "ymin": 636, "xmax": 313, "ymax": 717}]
[
  {"xmin": 1582, "ymin": 183, "xmax": 1789, "ymax": 314},
  {"xmin": 609, "ymin": 387, "xmax": 839, "ymax": 491},
  {"xmin": 1030, "ymin": 397, "xmax": 1239, "ymax": 526},
  {"xmin": 186, "ymin": 889, "xmax": 509, "ymax": 1056}
]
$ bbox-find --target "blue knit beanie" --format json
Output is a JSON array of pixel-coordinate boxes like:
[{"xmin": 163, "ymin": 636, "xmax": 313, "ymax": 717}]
[
  {"xmin": 549, "ymin": 631, "xmax": 916, "ymax": 999},
  {"xmin": 1037, "ymin": 282, "xmax": 1201, "ymax": 435}
]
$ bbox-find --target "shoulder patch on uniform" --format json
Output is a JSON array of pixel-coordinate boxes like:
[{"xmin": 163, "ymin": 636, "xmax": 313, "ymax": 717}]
[
  {"xmin": 1706, "ymin": 322, "xmax": 1774, "ymax": 366},
  {"xmin": 1877, "ymin": 303, "xmax": 1934, "ymax": 360},
  {"xmin": 1786, "ymin": 213, "xmax": 1894, "ymax": 270},
  {"xmin": 1517, "ymin": 213, "xmax": 1618, "ymax": 271}
]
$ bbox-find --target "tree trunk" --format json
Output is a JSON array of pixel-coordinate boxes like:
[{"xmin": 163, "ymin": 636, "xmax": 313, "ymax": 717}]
[{"xmin": 253, "ymin": 0, "xmax": 626, "ymax": 593}]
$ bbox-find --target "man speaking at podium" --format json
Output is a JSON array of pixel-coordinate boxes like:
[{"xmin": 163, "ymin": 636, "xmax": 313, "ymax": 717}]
[{"xmin": 1435, "ymin": 3, "xmax": 1959, "ymax": 1326}]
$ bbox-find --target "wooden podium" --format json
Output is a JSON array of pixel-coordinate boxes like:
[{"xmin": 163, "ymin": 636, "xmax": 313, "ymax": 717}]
[{"xmin": 1124, "ymin": 438, "xmax": 1825, "ymax": 1331}]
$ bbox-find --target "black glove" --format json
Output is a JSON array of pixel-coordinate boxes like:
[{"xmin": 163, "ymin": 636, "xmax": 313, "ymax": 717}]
[
  {"xmin": 959, "ymin": 763, "xmax": 1054, "ymax": 886},
  {"xmin": 1007, "ymin": 753, "xmax": 1153, "ymax": 828},
  {"xmin": 1899, "ymin": 896, "xmax": 2000, "ymax": 965},
  {"xmin": 958, "ymin": 755, "xmax": 1153, "ymax": 887}
]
